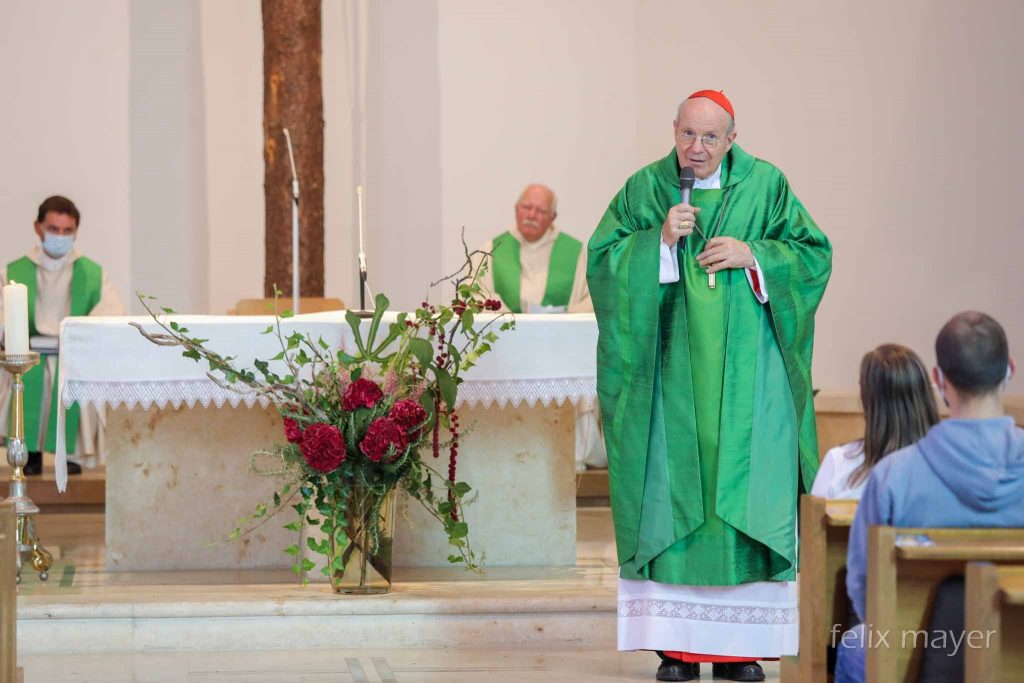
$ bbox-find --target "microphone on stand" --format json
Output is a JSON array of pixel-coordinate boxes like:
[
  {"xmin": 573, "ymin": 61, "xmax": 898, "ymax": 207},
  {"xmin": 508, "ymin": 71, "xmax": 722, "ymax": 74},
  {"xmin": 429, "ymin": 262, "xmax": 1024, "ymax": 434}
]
[
  {"xmin": 283, "ymin": 128, "xmax": 301, "ymax": 315},
  {"xmin": 353, "ymin": 185, "xmax": 373, "ymax": 318}
]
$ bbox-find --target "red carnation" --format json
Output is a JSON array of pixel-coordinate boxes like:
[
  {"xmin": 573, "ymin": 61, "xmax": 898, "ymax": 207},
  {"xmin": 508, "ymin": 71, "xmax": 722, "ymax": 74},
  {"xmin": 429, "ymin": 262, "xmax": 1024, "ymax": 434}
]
[
  {"xmin": 299, "ymin": 423, "xmax": 346, "ymax": 473},
  {"xmin": 342, "ymin": 377, "xmax": 384, "ymax": 412},
  {"xmin": 359, "ymin": 417, "xmax": 408, "ymax": 463},
  {"xmin": 389, "ymin": 399, "xmax": 428, "ymax": 438},
  {"xmin": 283, "ymin": 417, "xmax": 303, "ymax": 444}
]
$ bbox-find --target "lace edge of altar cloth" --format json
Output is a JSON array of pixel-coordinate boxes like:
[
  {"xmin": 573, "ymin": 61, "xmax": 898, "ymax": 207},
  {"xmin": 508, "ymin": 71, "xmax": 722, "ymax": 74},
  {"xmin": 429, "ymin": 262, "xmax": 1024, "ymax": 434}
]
[{"xmin": 61, "ymin": 377, "xmax": 599, "ymax": 411}]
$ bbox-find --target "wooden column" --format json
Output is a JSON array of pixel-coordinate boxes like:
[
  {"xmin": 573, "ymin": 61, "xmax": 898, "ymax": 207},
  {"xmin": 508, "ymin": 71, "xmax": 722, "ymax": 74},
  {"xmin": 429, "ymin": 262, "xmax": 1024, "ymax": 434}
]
[{"xmin": 262, "ymin": 0, "xmax": 325, "ymax": 298}]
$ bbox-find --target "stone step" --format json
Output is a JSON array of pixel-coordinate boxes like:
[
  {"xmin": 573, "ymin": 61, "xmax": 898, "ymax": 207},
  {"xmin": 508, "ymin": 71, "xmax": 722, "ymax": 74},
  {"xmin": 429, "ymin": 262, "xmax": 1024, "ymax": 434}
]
[{"xmin": 17, "ymin": 566, "xmax": 616, "ymax": 654}]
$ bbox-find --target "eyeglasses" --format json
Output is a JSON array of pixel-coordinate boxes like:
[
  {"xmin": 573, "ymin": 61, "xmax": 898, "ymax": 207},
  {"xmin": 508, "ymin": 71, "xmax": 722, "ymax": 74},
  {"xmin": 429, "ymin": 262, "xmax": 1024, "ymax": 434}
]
[
  {"xmin": 677, "ymin": 130, "xmax": 723, "ymax": 149},
  {"xmin": 516, "ymin": 203, "xmax": 553, "ymax": 217}
]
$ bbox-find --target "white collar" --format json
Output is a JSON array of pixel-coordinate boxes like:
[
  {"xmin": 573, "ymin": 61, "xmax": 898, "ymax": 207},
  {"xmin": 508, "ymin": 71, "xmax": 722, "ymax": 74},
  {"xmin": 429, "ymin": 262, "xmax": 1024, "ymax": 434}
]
[
  {"xmin": 694, "ymin": 162, "xmax": 723, "ymax": 190},
  {"xmin": 510, "ymin": 224, "xmax": 558, "ymax": 250},
  {"xmin": 39, "ymin": 250, "xmax": 70, "ymax": 272},
  {"xmin": 29, "ymin": 244, "xmax": 76, "ymax": 272}
]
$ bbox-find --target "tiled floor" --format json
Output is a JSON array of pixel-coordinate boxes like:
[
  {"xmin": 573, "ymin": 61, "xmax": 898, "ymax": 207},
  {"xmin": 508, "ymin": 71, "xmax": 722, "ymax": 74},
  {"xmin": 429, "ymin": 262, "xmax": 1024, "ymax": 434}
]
[{"xmin": 20, "ymin": 647, "xmax": 780, "ymax": 682}]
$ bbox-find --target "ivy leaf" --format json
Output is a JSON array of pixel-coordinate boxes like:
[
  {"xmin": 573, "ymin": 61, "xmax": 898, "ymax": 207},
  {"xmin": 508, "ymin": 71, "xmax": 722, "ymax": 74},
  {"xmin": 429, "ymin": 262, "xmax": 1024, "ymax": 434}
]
[
  {"xmin": 409, "ymin": 338, "xmax": 434, "ymax": 369},
  {"xmin": 434, "ymin": 367, "xmax": 458, "ymax": 411}
]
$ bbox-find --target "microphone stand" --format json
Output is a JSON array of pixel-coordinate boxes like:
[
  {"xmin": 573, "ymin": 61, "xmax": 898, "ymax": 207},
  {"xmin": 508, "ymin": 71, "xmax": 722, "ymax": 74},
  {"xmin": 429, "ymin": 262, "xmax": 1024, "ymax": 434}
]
[
  {"xmin": 283, "ymin": 128, "xmax": 301, "ymax": 315},
  {"xmin": 353, "ymin": 185, "xmax": 373, "ymax": 318}
]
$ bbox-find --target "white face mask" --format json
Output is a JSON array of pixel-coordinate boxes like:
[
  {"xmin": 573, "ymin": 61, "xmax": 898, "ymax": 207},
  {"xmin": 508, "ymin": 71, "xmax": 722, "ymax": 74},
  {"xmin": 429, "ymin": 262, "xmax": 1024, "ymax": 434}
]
[{"xmin": 42, "ymin": 233, "xmax": 75, "ymax": 258}]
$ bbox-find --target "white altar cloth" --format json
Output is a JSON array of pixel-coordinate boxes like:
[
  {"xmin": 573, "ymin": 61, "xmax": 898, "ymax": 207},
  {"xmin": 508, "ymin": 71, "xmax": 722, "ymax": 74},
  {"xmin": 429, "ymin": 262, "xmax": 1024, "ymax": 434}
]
[{"xmin": 55, "ymin": 312, "xmax": 598, "ymax": 491}]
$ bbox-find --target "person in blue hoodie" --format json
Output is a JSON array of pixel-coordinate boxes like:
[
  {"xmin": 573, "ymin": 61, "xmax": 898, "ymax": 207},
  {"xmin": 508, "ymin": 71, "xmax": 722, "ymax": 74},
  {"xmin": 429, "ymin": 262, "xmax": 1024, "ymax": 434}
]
[{"xmin": 834, "ymin": 310, "xmax": 1024, "ymax": 683}]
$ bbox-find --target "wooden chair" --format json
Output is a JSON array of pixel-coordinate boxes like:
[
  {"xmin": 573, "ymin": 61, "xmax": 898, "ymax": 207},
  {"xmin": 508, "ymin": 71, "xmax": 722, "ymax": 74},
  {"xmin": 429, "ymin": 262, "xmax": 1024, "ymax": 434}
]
[
  {"xmin": 866, "ymin": 526, "xmax": 1024, "ymax": 682},
  {"xmin": 780, "ymin": 495, "xmax": 857, "ymax": 683},
  {"xmin": 231, "ymin": 297, "xmax": 345, "ymax": 316},
  {"xmin": 965, "ymin": 562, "xmax": 1024, "ymax": 683},
  {"xmin": 1, "ymin": 502, "xmax": 16, "ymax": 683}
]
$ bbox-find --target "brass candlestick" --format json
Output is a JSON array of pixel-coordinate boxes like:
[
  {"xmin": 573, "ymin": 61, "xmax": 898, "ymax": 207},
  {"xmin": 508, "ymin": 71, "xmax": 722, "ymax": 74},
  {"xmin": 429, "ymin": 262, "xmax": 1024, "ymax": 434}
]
[{"xmin": 0, "ymin": 351, "xmax": 52, "ymax": 583}]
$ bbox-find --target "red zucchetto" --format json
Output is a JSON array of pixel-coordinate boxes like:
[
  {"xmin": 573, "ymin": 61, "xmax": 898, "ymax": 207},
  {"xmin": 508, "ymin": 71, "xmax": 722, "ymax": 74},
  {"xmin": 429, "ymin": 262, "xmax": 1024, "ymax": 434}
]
[{"xmin": 686, "ymin": 90, "xmax": 734, "ymax": 119}]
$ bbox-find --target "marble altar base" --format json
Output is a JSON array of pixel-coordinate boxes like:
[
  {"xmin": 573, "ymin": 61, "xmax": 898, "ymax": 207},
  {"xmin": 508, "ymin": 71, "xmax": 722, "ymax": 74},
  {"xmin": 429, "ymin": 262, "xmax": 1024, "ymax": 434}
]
[{"xmin": 105, "ymin": 403, "xmax": 576, "ymax": 571}]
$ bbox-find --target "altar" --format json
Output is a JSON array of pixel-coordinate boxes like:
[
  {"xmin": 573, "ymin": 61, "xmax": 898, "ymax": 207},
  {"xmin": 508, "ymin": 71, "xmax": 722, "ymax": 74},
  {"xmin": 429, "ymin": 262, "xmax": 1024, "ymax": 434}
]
[{"xmin": 56, "ymin": 312, "xmax": 598, "ymax": 572}]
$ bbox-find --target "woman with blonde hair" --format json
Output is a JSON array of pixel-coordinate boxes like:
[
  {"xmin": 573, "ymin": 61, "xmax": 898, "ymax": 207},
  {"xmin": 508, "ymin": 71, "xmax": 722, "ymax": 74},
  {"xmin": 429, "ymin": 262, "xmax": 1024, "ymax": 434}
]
[{"xmin": 812, "ymin": 344, "xmax": 940, "ymax": 499}]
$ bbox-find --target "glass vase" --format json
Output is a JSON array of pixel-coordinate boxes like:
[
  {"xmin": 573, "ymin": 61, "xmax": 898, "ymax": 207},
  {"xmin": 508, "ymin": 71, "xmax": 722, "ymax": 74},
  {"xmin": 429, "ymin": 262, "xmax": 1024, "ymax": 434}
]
[{"xmin": 328, "ymin": 486, "xmax": 396, "ymax": 594}]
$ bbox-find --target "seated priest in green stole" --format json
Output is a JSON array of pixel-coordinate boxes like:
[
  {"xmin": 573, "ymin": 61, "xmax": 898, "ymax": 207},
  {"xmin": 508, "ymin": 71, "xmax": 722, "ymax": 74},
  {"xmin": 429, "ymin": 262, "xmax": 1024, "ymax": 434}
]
[
  {"xmin": 479, "ymin": 184, "xmax": 591, "ymax": 315},
  {"xmin": 0, "ymin": 195, "xmax": 124, "ymax": 476},
  {"xmin": 478, "ymin": 184, "xmax": 605, "ymax": 471},
  {"xmin": 588, "ymin": 91, "xmax": 832, "ymax": 682}
]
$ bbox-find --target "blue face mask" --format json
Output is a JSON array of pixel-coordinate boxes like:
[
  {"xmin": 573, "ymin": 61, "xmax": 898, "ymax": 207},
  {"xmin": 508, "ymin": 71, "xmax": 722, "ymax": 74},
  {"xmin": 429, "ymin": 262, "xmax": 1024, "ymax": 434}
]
[{"xmin": 42, "ymin": 233, "xmax": 75, "ymax": 258}]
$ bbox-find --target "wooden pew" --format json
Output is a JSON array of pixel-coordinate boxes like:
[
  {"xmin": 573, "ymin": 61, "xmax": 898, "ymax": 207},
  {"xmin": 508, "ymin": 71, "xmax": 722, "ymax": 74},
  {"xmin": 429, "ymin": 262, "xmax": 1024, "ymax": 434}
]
[
  {"xmin": 965, "ymin": 562, "xmax": 1024, "ymax": 683},
  {"xmin": 780, "ymin": 495, "xmax": 857, "ymax": 683},
  {"xmin": 866, "ymin": 527, "xmax": 1024, "ymax": 683},
  {"xmin": 1, "ymin": 502, "xmax": 16, "ymax": 683}
]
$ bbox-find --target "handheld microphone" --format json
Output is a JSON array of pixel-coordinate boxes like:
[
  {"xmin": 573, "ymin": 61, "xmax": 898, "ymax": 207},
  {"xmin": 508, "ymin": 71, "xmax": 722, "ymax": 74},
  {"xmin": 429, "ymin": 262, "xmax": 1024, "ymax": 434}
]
[{"xmin": 680, "ymin": 166, "xmax": 695, "ymax": 205}]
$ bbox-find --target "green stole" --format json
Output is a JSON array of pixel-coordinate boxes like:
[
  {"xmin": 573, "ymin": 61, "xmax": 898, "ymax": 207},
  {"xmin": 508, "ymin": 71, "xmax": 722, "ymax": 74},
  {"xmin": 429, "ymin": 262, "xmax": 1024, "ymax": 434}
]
[
  {"xmin": 6, "ymin": 256, "xmax": 103, "ymax": 454},
  {"xmin": 588, "ymin": 145, "xmax": 832, "ymax": 586},
  {"xmin": 491, "ymin": 231, "xmax": 582, "ymax": 313}
]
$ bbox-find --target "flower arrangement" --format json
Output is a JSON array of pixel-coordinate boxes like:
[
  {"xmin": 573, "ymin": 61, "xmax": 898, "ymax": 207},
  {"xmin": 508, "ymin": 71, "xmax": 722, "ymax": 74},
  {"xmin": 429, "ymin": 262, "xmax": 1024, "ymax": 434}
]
[{"xmin": 133, "ymin": 250, "xmax": 511, "ymax": 593}]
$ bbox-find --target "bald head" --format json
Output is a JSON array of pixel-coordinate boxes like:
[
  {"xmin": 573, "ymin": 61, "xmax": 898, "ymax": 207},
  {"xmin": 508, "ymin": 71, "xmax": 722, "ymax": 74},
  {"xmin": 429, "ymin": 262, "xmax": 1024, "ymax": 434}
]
[{"xmin": 514, "ymin": 184, "xmax": 557, "ymax": 243}]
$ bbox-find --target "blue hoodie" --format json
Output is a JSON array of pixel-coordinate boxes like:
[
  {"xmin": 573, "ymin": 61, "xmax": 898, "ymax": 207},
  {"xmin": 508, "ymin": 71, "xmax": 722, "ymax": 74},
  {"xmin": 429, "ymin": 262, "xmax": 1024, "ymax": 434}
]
[{"xmin": 846, "ymin": 416, "xmax": 1024, "ymax": 620}]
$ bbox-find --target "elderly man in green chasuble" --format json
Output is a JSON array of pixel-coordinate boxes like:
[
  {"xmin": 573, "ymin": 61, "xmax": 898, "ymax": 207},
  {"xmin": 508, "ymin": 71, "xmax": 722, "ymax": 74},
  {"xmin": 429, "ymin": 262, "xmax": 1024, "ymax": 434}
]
[{"xmin": 588, "ymin": 91, "xmax": 831, "ymax": 682}]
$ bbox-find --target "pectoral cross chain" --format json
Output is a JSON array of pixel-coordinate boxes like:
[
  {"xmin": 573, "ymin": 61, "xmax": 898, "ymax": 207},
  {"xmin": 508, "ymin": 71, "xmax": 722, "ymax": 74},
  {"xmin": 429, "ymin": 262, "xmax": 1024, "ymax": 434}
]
[{"xmin": 689, "ymin": 221, "xmax": 716, "ymax": 290}]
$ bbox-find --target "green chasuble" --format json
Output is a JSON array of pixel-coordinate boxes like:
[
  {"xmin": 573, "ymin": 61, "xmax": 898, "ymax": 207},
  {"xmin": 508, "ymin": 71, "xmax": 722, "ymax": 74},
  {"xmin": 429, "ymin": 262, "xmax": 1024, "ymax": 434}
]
[
  {"xmin": 491, "ymin": 231, "xmax": 583, "ymax": 313},
  {"xmin": 6, "ymin": 255, "xmax": 103, "ymax": 454},
  {"xmin": 587, "ymin": 145, "xmax": 831, "ymax": 586}
]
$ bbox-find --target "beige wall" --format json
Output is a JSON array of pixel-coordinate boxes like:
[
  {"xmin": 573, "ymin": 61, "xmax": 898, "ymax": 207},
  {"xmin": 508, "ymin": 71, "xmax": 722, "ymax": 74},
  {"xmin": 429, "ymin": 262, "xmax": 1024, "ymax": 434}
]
[
  {"xmin": 0, "ymin": 1, "xmax": 131, "ymax": 305},
  {"xmin": 3, "ymin": 0, "xmax": 1022, "ymax": 392}
]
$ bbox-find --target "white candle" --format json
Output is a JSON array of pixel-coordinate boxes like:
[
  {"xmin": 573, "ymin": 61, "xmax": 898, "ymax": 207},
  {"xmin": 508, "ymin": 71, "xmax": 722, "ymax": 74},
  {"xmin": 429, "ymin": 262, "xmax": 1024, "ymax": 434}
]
[{"xmin": 3, "ymin": 281, "xmax": 30, "ymax": 355}]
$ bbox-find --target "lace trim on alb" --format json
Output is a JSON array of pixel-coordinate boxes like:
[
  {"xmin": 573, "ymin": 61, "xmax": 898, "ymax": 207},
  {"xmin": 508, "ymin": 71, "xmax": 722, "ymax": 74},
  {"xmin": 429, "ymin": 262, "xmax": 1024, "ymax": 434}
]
[{"xmin": 617, "ymin": 598, "xmax": 797, "ymax": 625}]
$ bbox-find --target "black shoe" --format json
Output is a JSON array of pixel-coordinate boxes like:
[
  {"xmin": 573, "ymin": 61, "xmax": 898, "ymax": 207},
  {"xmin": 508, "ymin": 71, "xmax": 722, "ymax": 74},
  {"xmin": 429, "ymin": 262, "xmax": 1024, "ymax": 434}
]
[
  {"xmin": 712, "ymin": 661, "xmax": 765, "ymax": 681},
  {"xmin": 655, "ymin": 655, "xmax": 699, "ymax": 682},
  {"xmin": 67, "ymin": 461, "xmax": 82, "ymax": 475},
  {"xmin": 23, "ymin": 451, "xmax": 42, "ymax": 475}
]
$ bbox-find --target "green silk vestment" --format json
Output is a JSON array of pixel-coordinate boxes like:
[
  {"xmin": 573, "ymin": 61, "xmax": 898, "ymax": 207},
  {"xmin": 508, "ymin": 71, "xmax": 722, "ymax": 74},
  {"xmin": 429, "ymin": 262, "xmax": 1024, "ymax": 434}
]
[
  {"xmin": 491, "ymin": 231, "xmax": 582, "ymax": 313},
  {"xmin": 587, "ymin": 145, "xmax": 831, "ymax": 586},
  {"xmin": 6, "ymin": 255, "xmax": 103, "ymax": 454}
]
